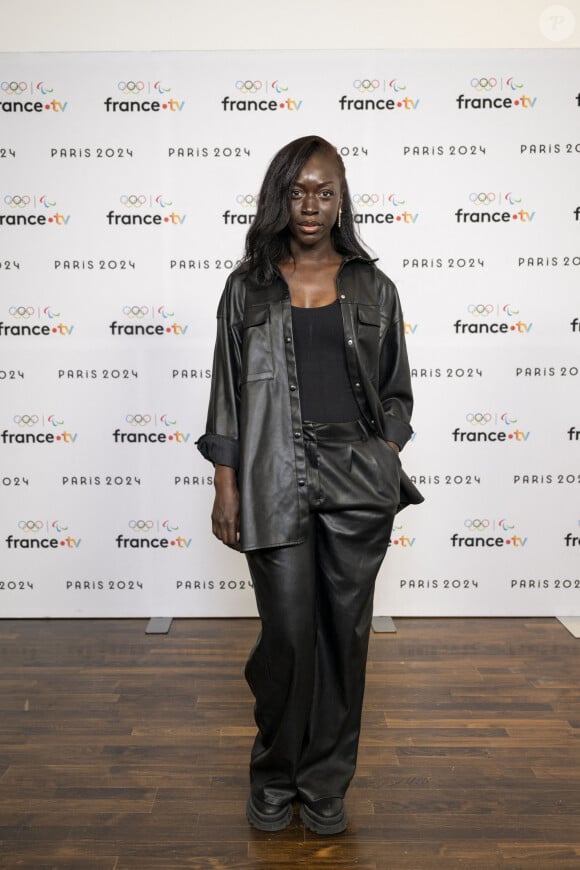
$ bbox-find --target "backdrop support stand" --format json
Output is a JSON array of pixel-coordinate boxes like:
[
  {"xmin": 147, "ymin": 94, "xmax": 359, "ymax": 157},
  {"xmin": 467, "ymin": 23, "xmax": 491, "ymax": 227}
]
[
  {"xmin": 145, "ymin": 618, "xmax": 173, "ymax": 634},
  {"xmin": 372, "ymin": 616, "xmax": 397, "ymax": 633}
]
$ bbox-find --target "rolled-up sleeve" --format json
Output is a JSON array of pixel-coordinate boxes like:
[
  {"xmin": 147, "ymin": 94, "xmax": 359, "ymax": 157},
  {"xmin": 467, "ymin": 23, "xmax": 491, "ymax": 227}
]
[{"xmin": 196, "ymin": 280, "xmax": 242, "ymax": 470}]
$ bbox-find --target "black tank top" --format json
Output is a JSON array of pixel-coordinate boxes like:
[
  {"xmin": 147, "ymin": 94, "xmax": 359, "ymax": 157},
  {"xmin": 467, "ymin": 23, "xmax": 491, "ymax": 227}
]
[{"xmin": 291, "ymin": 299, "xmax": 361, "ymax": 423}]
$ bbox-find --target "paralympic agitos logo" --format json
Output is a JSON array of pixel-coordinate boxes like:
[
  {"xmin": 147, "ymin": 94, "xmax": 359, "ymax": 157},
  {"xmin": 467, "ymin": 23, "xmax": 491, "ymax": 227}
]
[
  {"xmin": 5, "ymin": 519, "xmax": 81, "ymax": 550},
  {"xmin": 0, "ymin": 306, "xmax": 74, "ymax": 338},
  {"xmin": 0, "ymin": 194, "xmax": 70, "ymax": 227},
  {"xmin": 453, "ymin": 303, "xmax": 532, "ymax": 335},
  {"xmin": 452, "ymin": 412, "xmax": 530, "ymax": 444},
  {"xmin": 104, "ymin": 79, "xmax": 185, "ymax": 112},
  {"xmin": 106, "ymin": 194, "xmax": 186, "ymax": 226},
  {"xmin": 339, "ymin": 78, "xmax": 420, "ymax": 112},
  {"xmin": 456, "ymin": 76, "xmax": 537, "ymax": 110},
  {"xmin": 221, "ymin": 79, "xmax": 302, "ymax": 112},
  {"xmin": 0, "ymin": 79, "xmax": 68, "ymax": 113}
]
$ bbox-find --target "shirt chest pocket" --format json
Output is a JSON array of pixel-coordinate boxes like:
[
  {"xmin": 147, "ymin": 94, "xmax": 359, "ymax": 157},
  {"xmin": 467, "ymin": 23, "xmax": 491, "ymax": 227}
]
[
  {"xmin": 357, "ymin": 304, "xmax": 381, "ymax": 378},
  {"xmin": 242, "ymin": 303, "xmax": 274, "ymax": 383}
]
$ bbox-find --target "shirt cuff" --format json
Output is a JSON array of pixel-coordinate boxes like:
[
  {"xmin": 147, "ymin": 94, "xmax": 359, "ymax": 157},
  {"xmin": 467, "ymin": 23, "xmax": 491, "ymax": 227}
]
[
  {"xmin": 382, "ymin": 414, "xmax": 413, "ymax": 450},
  {"xmin": 196, "ymin": 434, "xmax": 239, "ymax": 470}
]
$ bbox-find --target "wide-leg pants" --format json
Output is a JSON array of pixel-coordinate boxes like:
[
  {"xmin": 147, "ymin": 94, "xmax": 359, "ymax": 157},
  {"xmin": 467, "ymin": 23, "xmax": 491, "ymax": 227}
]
[{"xmin": 244, "ymin": 418, "xmax": 400, "ymax": 806}]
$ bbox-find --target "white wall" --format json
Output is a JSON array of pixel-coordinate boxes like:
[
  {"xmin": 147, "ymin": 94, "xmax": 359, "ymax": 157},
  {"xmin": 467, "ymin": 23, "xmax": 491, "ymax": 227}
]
[{"xmin": 1, "ymin": 0, "xmax": 579, "ymax": 52}]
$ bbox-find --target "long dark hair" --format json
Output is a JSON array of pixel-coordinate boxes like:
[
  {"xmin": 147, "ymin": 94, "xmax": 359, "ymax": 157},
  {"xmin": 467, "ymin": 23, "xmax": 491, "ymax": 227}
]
[{"xmin": 243, "ymin": 135, "xmax": 371, "ymax": 286}]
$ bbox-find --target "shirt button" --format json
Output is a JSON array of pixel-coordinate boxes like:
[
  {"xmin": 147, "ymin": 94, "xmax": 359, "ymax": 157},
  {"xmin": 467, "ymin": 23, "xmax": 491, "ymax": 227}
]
[
  {"xmin": 340, "ymin": 294, "xmax": 346, "ymax": 300},
  {"xmin": 347, "ymin": 339, "xmax": 353, "ymax": 346},
  {"xmin": 298, "ymin": 479, "xmax": 305, "ymax": 486},
  {"xmin": 370, "ymin": 419, "xmax": 375, "ymax": 425},
  {"xmin": 290, "ymin": 384, "xmax": 297, "ymax": 391},
  {"xmin": 355, "ymin": 382, "xmax": 361, "ymax": 387},
  {"xmin": 294, "ymin": 431, "xmax": 301, "ymax": 439},
  {"xmin": 285, "ymin": 336, "xmax": 292, "ymax": 343}
]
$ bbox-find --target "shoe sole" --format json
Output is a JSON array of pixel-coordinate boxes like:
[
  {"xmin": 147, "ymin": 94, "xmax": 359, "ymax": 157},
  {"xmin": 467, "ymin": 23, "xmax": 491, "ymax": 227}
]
[
  {"xmin": 246, "ymin": 798, "xmax": 293, "ymax": 832},
  {"xmin": 299, "ymin": 802, "xmax": 347, "ymax": 835}
]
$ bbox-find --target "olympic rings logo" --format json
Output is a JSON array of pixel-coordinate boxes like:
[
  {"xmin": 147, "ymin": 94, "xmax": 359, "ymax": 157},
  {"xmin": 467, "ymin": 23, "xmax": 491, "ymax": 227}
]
[
  {"xmin": 236, "ymin": 194, "xmax": 258, "ymax": 207},
  {"xmin": 465, "ymin": 412, "xmax": 492, "ymax": 425},
  {"xmin": 123, "ymin": 305, "xmax": 149, "ymax": 318},
  {"xmin": 125, "ymin": 414, "xmax": 151, "ymax": 426},
  {"xmin": 120, "ymin": 195, "xmax": 146, "ymax": 208},
  {"xmin": 18, "ymin": 520, "xmax": 44, "ymax": 531},
  {"xmin": 4, "ymin": 195, "xmax": 31, "ymax": 209},
  {"xmin": 129, "ymin": 520, "xmax": 154, "ymax": 531},
  {"xmin": 8, "ymin": 306, "xmax": 35, "ymax": 318},
  {"xmin": 470, "ymin": 77, "xmax": 497, "ymax": 91},
  {"xmin": 464, "ymin": 519, "xmax": 490, "ymax": 530},
  {"xmin": 469, "ymin": 192, "xmax": 495, "ymax": 205},
  {"xmin": 118, "ymin": 81, "xmax": 145, "ymax": 94},
  {"xmin": 467, "ymin": 304, "xmax": 494, "ymax": 317},
  {"xmin": 353, "ymin": 79, "xmax": 380, "ymax": 93},
  {"xmin": 353, "ymin": 194, "xmax": 380, "ymax": 206},
  {"xmin": 1, "ymin": 81, "xmax": 27, "ymax": 95},
  {"xmin": 236, "ymin": 80, "xmax": 262, "ymax": 94},
  {"xmin": 160, "ymin": 414, "xmax": 177, "ymax": 427},
  {"xmin": 13, "ymin": 415, "xmax": 39, "ymax": 427}
]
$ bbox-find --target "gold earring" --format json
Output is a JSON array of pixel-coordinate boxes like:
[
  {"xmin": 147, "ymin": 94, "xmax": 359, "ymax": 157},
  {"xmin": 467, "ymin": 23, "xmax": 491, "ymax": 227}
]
[{"xmin": 337, "ymin": 209, "xmax": 342, "ymax": 229}]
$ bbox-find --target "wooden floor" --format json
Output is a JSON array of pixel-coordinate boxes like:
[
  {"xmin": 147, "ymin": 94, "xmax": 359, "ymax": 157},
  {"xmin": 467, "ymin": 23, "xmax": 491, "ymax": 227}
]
[{"xmin": 1, "ymin": 617, "xmax": 579, "ymax": 869}]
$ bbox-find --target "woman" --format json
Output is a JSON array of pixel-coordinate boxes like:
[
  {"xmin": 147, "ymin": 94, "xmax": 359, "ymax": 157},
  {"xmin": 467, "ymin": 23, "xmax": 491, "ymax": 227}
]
[{"xmin": 197, "ymin": 135, "xmax": 422, "ymax": 835}]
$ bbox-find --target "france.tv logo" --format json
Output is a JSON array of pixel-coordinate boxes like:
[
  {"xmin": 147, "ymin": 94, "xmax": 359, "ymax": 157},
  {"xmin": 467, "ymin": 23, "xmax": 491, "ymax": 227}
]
[
  {"xmin": 390, "ymin": 522, "xmax": 416, "ymax": 548},
  {"xmin": 0, "ymin": 305, "xmax": 74, "ymax": 338},
  {"xmin": 352, "ymin": 192, "xmax": 419, "ymax": 225},
  {"xmin": 453, "ymin": 303, "xmax": 532, "ymax": 335},
  {"xmin": 1, "ymin": 413, "xmax": 78, "ymax": 446},
  {"xmin": 455, "ymin": 191, "xmax": 536, "ymax": 224},
  {"xmin": 104, "ymin": 80, "xmax": 185, "ymax": 112},
  {"xmin": 0, "ymin": 194, "xmax": 70, "ymax": 227},
  {"xmin": 339, "ymin": 78, "xmax": 420, "ymax": 111},
  {"xmin": 106, "ymin": 194, "xmax": 186, "ymax": 226},
  {"xmin": 452, "ymin": 412, "xmax": 530, "ymax": 444},
  {"xmin": 5, "ymin": 519, "xmax": 81, "ymax": 550},
  {"xmin": 109, "ymin": 305, "xmax": 189, "ymax": 337},
  {"xmin": 0, "ymin": 80, "xmax": 68, "ymax": 113},
  {"xmin": 457, "ymin": 76, "xmax": 537, "ymax": 109},
  {"xmin": 221, "ymin": 79, "xmax": 302, "ymax": 112},
  {"xmin": 115, "ymin": 518, "xmax": 192, "ymax": 549},
  {"xmin": 451, "ymin": 517, "xmax": 527, "ymax": 548},
  {"xmin": 112, "ymin": 413, "xmax": 191, "ymax": 444},
  {"xmin": 223, "ymin": 194, "xmax": 258, "ymax": 225}
]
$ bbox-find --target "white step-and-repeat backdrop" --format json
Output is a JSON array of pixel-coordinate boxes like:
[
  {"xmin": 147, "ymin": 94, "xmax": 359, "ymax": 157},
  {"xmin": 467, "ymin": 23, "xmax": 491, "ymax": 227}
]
[{"xmin": 0, "ymin": 49, "xmax": 578, "ymax": 617}]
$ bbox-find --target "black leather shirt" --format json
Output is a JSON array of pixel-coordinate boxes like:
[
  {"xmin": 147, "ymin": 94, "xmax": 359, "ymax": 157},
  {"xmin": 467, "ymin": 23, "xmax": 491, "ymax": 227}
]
[{"xmin": 197, "ymin": 256, "xmax": 419, "ymax": 551}]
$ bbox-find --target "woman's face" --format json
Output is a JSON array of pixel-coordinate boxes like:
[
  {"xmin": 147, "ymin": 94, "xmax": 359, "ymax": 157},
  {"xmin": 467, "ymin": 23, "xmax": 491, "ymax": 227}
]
[{"xmin": 287, "ymin": 151, "xmax": 343, "ymax": 247}]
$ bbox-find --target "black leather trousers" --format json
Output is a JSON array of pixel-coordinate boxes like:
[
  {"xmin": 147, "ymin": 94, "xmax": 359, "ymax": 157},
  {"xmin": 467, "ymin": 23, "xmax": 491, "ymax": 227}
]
[{"xmin": 244, "ymin": 419, "xmax": 399, "ymax": 806}]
